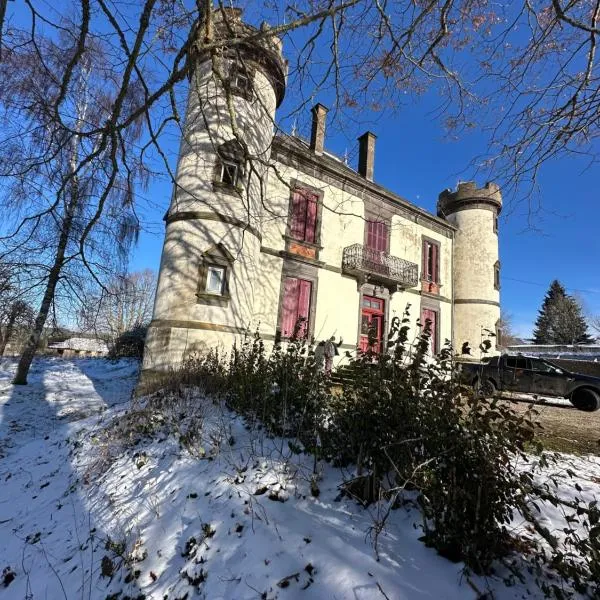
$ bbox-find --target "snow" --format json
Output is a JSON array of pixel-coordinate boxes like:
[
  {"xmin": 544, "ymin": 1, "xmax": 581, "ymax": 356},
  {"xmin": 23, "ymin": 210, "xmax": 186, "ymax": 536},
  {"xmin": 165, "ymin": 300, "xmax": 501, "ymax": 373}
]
[
  {"xmin": 47, "ymin": 337, "xmax": 110, "ymax": 353},
  {"xmin": 0, "ymin": 358, "xmax": 598, "ymax": 599}
]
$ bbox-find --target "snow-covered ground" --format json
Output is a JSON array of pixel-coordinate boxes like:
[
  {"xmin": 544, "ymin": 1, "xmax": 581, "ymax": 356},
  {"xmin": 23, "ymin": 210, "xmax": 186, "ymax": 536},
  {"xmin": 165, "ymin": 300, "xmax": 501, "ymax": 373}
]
[{"xmin": 0, "ymin": 358, "xmax": 598, "ymax": 599}]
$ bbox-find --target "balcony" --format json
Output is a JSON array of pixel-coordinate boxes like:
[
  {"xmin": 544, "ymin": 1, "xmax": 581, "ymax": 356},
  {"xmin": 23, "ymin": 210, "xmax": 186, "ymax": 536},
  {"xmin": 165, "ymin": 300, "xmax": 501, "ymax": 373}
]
[{"xmin": 342, "ymin": 244, "xmax": 419, "ymax": 290}]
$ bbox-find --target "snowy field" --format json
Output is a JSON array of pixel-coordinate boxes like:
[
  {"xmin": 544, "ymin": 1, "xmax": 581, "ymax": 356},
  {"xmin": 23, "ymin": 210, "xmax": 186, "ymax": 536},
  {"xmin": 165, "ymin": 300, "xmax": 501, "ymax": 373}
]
[{"xmin": 1, "ymin": 358, "xmax": 599, "ymax": 600}]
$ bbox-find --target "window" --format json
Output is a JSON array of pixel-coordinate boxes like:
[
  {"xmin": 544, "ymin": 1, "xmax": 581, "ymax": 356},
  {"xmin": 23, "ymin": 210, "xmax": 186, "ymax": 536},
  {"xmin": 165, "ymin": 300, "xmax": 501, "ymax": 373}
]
[
  {"xmin": 494, "ymin": 214, "xmax": 499, "ymax": 234},
  {"xmin": 214, "ymin": 139, "xmax": 245, "ymax": 190},
  {"xmin": 366, "ymin": 220, "xmax": 389, "ymax": 253},
  {"xmin": 206, "ymin": 266, "xmax": 226, "ymax": 295},
  {"xmin": 197, "ymin": 243, "xmax": 234, "ymax": 306},
  {"xmin": 421, "ymin": 307, "xmax": 439, "ymax": 354},
  {"xmin": 494, "ymin": 261, "xmax": 501, "ymax": 290},
  {"xmin": 506, "ymin": 356, "xmax": 530, "ymax": 370},
  {"xmin": 422, "ymin": 239, "xmax": 440, "ymax": 283},
  {"xmin": 289, "ymin": 188, "xmax": 319, "ymax": 243},
  {"xmin": 219, "ymin": 160, "xmax": 239, "ymax": 187},
  {"xmin": 228, "ymin": 62, "xmax": 253, "ymax": 99},
  {"xmin": 280, "ymin": 276, "xmax": 312, "ymax": 339}
]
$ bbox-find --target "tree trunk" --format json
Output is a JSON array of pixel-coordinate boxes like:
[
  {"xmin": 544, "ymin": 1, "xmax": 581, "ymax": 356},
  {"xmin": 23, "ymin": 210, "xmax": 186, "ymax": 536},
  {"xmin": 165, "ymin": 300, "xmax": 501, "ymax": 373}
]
[
  {"xmin": 0, "ymin": 312, "xmax": 15, "ymax": 357},
  {"xmin": 12, "ymin": 181, "xmax": 79, "ymax": 385}
]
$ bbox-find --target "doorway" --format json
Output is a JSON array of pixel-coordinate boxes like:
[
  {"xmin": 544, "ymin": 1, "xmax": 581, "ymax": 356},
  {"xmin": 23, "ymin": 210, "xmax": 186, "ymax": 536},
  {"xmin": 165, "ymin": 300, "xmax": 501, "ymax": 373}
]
[{"xmin": 359, "ymin": 296, "xmax": 385, "ymax": 353}]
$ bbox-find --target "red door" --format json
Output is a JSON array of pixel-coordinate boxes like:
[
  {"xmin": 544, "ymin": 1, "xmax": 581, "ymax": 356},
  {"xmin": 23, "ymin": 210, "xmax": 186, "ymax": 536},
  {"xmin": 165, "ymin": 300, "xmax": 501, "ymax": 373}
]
[
  {"xmin": 359, "ymin": 296, "xmax": 384, "ymax": 353},
  {"xmin": 421, "ymin": 308, "xmax": 438, "ymax": 354}
]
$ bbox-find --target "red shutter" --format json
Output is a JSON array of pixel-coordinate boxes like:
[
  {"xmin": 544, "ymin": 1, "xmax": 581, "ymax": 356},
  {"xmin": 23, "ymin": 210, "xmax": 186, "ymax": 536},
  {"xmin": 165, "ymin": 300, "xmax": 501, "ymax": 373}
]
[
  {"xmin": 281, "ymin": 277, "xmax": 299, "ymax": 336},
  {"xmin": 422, "ymin": 241, "xmax": 429, "ymax": 280},
  {"xmin": 305, "ymin": 194, "xmax": 318, "ymax": 243},
  {"xmin": 366, "ymin": 220, "xmax": 376, "ymax": 250},
  {"xmin": 421, "ymin": 308, "xmax": 438, "ymax": 353},
  {"xmin": 432, "ymin": 243, "xmax": 439, "ymax": 283},
  {"xmin": 297, "ymin": 279, "xmax": 312, "ymax": 338},
  {"xmin": 290, "ymin": 191, "xmax": 306, "ymax": 240},
  {"xmin": 377, "ymin": 222, "xmax": 388, "ymax": 252}
]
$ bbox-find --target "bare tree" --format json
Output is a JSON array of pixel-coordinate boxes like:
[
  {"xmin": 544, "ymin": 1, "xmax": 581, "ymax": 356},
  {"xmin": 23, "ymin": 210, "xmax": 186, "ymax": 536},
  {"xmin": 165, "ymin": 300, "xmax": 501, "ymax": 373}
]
[
  {"xmin": 1, "ymin": 1, "xmax": 600, "ymax": 382},
  {"xmin": 80, "ymin": 269, "xmax": 156, "ymax": 341}
]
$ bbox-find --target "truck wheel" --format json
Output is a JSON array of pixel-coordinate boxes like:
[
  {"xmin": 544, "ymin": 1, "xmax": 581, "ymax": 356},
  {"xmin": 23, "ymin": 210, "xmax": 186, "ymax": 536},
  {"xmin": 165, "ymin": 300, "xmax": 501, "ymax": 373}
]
[
  {"xmin": 570, "ymin": 388, "xmax": 600, "ymax": 412},
  {"xmin": 475, "ymin": 378, "xmax": 496, "ymax": 398}
]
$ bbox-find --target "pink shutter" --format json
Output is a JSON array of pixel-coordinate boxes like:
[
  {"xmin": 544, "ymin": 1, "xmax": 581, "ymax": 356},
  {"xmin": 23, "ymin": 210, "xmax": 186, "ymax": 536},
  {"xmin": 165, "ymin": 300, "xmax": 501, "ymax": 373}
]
[
  {"xmin": 297, "ymin": 279, "xmax": 312, "ymax": 338},
  {"xmin": 432, "ymin": 243, "xmax": 439, "ymax": 283},
  {"xmin": 305, "ymin": 194, "xmax": 318, "ymax": 243},
  {"xmin": 421, "ymin": 308, "xmax": 437, "ymax": 353},
  {"xmin": 366, "ymin": 221, "xmax": 375, "ymax": 250},
  {"xmin": 290, "ymin": 191, "xmax": 306, "ymax": 240},
  {"xmin": 422, "ymin": 241, "xmax": 428, "ymax": 280},
  {"xmin": 377, "ymin": 222, "xmax": 388, "ymax": 252},
  {"xmin": 281, "ymin": 277, "xmax": 299, "ymax": 336}
]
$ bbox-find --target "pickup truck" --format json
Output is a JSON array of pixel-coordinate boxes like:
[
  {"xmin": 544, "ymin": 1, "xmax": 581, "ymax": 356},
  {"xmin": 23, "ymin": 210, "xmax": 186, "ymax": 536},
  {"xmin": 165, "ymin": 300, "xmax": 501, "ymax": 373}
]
[{"xmin": 461, "ymin": 354, "xmax": 600, "ymax": 412}]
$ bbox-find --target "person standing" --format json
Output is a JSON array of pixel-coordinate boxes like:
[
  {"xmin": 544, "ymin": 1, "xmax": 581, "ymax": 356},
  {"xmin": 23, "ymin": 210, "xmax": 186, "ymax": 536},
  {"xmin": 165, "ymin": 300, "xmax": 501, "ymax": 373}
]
[{"xmin": 323, "ymin": 336, "xmax": 342, "ymax": 375}]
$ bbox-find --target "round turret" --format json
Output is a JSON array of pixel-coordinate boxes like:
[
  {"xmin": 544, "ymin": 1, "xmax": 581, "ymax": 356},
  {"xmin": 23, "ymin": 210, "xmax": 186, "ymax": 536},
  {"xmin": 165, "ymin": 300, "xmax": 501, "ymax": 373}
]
[
  {"xmin": 437, "ymin": 181, "xmax": 502, "ymax": 218},
  {"xmin": 437, "ymin": 182, "xmax": 502, "ymax": 358},
  {"xmin": 144, "ymin": 8, "xmax": 287, "ymax": 371}
]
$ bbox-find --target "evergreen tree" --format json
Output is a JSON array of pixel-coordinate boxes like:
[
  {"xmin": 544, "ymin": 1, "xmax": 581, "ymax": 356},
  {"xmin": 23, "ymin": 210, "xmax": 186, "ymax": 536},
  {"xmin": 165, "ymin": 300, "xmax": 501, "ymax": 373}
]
[{"xmin": 532, "ymin": 280, "xmax": 593, "ymax": 344}]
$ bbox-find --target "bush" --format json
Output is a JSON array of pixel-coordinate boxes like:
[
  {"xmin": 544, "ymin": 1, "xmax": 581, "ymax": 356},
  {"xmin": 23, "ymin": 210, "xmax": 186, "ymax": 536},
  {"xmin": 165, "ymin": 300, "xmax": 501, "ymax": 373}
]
[
  {"xmin": 109, "ymin": 325, "xmax": 147, "ymax": 359},
  {"xmin": 152, "ymin": 309, "xmax": 600, "ymax": 589}
]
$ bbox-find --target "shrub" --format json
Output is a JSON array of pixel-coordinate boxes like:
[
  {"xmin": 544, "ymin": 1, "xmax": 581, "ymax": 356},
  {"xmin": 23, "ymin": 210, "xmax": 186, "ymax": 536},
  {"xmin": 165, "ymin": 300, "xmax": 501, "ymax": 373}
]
[{"xmin": 109, "ymin": 325, "xmax": 147, "ymax": 359}]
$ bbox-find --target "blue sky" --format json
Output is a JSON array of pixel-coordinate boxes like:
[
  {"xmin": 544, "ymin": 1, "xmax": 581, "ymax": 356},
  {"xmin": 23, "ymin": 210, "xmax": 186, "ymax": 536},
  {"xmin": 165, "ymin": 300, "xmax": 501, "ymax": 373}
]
[{"xmin": 130, "ymin": 83, "xmax": 600, "ymax": 340}]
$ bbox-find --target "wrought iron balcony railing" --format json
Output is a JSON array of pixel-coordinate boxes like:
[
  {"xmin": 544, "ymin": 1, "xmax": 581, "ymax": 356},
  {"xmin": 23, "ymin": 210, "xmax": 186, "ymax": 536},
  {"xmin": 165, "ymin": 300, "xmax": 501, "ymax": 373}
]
[{"xmin": 342, "ymin": 243, "xmax": 419, "ymax": 289}]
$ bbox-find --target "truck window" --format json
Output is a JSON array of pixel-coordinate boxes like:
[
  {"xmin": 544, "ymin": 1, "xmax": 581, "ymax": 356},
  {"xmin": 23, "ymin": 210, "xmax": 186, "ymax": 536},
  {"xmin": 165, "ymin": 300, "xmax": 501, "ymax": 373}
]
[{"xmin": 506, "ymin": 356, "xmax": 528, "ymax": 369}]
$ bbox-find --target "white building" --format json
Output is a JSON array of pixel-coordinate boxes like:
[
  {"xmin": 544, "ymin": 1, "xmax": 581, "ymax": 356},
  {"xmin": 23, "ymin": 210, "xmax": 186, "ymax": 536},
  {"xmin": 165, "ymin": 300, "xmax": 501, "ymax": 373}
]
[{"xmin": 143, "ymin": 8, "xmax": 502, "ymax": 372}]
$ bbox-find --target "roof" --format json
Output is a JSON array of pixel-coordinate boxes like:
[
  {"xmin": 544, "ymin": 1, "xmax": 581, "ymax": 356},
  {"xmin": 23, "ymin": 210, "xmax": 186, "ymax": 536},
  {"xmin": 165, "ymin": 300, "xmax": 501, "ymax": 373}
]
[
  {"xmin": 48, "ymin": 337, "xmax": 109, "ymax": 353},
  {"xmin": 272, "ymin": 134, "xmax": 456, "ymax": 236}
]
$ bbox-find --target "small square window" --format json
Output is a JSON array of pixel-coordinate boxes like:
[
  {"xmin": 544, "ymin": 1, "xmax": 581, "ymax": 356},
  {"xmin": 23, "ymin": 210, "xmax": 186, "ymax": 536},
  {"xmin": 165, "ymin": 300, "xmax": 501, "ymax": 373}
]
[
  {"xmin": 206, "ymin": 266, "xmax": 226, "ymax": 295},
  {"xmin": 220, "ymin": 160, "xmax": 239, "ymax": 187}
]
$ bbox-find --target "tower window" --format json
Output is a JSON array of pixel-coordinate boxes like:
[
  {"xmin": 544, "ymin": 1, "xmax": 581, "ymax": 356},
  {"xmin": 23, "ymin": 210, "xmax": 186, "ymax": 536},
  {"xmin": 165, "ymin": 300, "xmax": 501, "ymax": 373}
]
[
  {"xmin": 493, "ymin": 214, "xmax": 498, "ymax": 234},
  {"xmin": 494, "ymin": 261, "xmax": 501, "ymax": 290},
  {"xmin": 228, "ymin": 62, "xmax": 253, "ymax": 100},
  {"xmin": 206, "ymin": 265, "xmax": 227, "ymax": 295},
  {"xmin": 214, "ymin": 139, "xmax": 246, "ymax": 190},
  {"xmin": 197, "ymin": 243, "xmax": 234, "ymax": 306},
  {"xmin": 219, "ymin": 159, "xmax": 240, "ymax": 187}
]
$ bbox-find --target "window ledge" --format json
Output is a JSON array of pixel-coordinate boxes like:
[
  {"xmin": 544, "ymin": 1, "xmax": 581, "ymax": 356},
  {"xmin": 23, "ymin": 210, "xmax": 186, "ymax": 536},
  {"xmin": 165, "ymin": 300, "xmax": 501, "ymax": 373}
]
[
  {"xmin": 282, "ymin": 234, "xmax": 323, "ymax": 250},
  {"xmin": 196, "ymin": 292, "xmax": 231, "ymax": 307},
  {"xmin": 212, "ymin": 181, "xmax": 243, "ymax": 196}
]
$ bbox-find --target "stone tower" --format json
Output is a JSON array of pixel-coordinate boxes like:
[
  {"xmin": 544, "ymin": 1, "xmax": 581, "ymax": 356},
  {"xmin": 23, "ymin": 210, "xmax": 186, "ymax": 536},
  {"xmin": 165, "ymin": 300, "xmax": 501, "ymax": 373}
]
[
  {"xmin": 437, "ymin": 182, "xmax": 502, "ymax": 357},
  {"xmin": 144, "ymin": 8, "xmax": 287, "ymax": 370}
]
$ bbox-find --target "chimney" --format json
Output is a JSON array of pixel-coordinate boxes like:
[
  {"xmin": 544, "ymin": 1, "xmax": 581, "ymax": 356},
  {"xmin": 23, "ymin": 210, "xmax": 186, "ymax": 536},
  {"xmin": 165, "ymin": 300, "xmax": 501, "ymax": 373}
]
[
  {"xmin": 357, "ymin": 131, "xmax": 376, "ymax": 181},
  {"xmin": 310, "ymin": 103, "xmax": 328, "ymax": 155}
]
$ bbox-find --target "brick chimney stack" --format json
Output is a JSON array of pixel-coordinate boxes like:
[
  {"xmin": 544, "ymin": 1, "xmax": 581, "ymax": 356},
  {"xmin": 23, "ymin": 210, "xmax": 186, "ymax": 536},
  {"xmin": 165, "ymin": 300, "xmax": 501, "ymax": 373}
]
[
  {"xmin": 358, "ymin": 131, "xmax": 376, "ymax": 181},
  {"xmin": 310, "ymin": 104, "xmax": 328, "ymax": 155}
]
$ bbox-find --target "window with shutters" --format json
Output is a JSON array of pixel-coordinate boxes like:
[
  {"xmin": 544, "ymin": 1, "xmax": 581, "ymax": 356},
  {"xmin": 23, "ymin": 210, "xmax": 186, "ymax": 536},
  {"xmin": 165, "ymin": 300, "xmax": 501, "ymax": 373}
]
[
  {"xmin": 422, "ymin": 239, "xmax": 440, "ymax": 283},
  {"xmin": 421, "ymin": 307, "xmax": 439, "ymax": 354},
  {"xmin": 279, "ymin": 276, "xmax": 312, "ymax": 339},
  {"xmin": 289, "ymin": 188, "xmax": 319, "ymax": 244},
  {"xmin": 365, "ymin": 220, "xmax": 389, "ymax": 253}
]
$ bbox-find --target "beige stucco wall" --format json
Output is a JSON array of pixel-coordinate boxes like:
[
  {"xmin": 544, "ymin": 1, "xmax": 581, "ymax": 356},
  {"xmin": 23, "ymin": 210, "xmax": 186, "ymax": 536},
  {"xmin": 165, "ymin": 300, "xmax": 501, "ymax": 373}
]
[{"xmin": 447, "ymin": 207, "xmax": 500, "ymax": 355}]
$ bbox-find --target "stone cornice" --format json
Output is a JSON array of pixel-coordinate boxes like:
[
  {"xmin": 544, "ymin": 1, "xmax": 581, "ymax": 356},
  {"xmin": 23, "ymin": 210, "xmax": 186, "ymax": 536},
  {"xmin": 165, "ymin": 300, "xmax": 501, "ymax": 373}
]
[{"xmin": 271, "ymin": 135, "xmax": 456, "ymax": 238}]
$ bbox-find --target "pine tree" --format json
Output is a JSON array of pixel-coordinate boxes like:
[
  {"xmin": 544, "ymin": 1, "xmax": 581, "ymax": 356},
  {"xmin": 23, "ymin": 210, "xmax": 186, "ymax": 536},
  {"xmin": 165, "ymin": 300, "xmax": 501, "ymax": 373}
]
[{"xmin": 532, "ymin": 280, "xmax": 593, "ymax": 344}]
